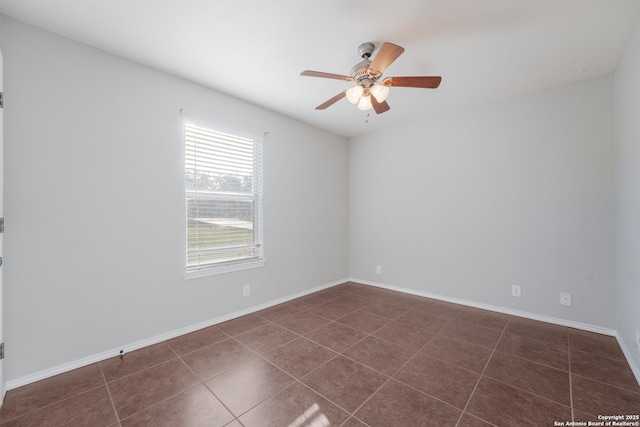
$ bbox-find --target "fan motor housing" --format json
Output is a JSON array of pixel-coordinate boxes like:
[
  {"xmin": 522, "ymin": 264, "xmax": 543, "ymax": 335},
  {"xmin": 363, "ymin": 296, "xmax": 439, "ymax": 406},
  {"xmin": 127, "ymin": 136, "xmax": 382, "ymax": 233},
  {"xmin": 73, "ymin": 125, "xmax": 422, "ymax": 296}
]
[
  {"xmin": 351, "ymin": 42, "xmax": 380, "ymax": 84},
  {"xmin": 350, "ymin": 59, "xmax": 372, "ymax": 80}
]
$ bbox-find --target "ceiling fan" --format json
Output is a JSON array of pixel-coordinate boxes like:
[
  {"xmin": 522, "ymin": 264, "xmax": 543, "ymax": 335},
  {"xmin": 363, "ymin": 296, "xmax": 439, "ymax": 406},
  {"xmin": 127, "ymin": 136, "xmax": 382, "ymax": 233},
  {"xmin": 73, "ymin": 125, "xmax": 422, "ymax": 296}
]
[{"xmin": 301, "ymin": 42, "xmax": 441, "ymax": 114}]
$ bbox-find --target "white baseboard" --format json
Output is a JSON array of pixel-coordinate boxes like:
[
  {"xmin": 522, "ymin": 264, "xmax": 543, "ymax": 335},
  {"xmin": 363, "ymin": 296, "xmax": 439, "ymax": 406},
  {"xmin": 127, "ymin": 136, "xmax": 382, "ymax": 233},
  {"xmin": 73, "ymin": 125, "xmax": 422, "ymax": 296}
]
[
  {"xmin": 349, "ymin": 277, "xmax": 617, "ymax": 335},
  {"xmin": 9, "ymin": 276, "xmax": 638, "ymax": 391},
  {"xmin": 616, "ymin": 332, "xmax": 640, "ymax": 387},
  {"xmin": 350, "ymin": 276, "xmax": 640, "ymax": 387},
  {"xmin": 5, "ymin": 277, "xmax": 348, "ymax": 391}
]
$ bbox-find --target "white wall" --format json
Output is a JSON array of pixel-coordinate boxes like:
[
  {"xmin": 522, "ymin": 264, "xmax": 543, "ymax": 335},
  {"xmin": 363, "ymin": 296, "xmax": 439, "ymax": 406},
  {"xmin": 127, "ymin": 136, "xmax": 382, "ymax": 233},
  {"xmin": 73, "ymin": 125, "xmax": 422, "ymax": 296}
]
[
  {"xmin": 615, "ymin": 21, "xmax": 640, "ymax": 372},
  {"xmin": 0, "ymin": 16, "xmax": 349, "ymax": 382},
  {"xmin": 0, "ymin": 11, "xmax": 631, "ymax": 385},
  {"xmin": 349, "ymin": 75, "xmax": 616, "ymax": 328}
]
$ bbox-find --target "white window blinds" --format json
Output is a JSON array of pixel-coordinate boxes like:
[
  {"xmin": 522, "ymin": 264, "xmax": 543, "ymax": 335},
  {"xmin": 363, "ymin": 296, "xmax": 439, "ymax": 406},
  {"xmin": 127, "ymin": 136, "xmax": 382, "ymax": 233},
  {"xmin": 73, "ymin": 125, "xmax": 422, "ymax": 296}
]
[{"xmin": 185, "ymin": 124, "xmax": 263, "ymax": 274}]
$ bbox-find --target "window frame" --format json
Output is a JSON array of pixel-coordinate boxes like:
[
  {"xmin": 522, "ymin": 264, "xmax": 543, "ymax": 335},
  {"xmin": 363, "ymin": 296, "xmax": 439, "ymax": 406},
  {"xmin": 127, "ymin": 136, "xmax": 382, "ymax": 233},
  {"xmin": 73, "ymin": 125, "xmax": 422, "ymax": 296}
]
[{"xmin": 183, "ymin": 122, "xmax": 264, "ymax": 279}]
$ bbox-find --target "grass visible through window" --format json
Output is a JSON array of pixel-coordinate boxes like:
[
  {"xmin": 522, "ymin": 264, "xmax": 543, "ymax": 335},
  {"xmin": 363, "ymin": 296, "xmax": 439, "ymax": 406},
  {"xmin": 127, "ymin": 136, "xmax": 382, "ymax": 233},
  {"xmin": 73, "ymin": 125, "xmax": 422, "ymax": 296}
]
[{"xmin": 187, "ymin": 219, "xmax": 255, "ymax": 265}]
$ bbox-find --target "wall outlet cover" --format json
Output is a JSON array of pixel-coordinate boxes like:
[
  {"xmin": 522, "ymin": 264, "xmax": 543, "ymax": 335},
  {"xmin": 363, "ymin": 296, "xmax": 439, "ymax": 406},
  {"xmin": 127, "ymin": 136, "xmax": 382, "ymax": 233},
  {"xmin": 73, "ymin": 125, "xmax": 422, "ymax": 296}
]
[
  {"xmin": 512, "ymin": 285, "xmax": 521, "ymax": 297},
  {"xmin": 560, "ymin": 292, "xmax": 572, "ymax": 306}
]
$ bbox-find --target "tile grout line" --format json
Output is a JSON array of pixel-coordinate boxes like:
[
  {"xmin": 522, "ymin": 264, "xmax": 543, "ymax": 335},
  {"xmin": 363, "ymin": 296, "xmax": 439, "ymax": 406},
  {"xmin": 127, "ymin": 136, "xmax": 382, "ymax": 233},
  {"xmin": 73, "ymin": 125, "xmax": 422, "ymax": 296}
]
[
  {"xmin": 289, "ymin": 299, "xmax": 425, "ymax": 382},
  {"xmin": 221, "ymin": 304, "xmax": 367, "ymax": 418},
  {"xmin": 100, "ymin": 342, "xmax": 183, "ymax": 384},
  {"xmin": 504, "ymin": 326, "xmax": 572, "ymax": 349},
  {"xmin": 267, "ymin": 293, "xmax": 413, "ymax": 362},
  {"xmin": 109, "ymin": 341, "xmax": 248, "ymax": 425},
  {"xmin": 455, "ymin": 320, "xmax": 577, "ymax": 421},
  {"xmin": 214, "ymin": 295, "xmax": 430, "ymax": 422},
  {"xmin": 9, "ymin": 282, "xmax": 637, "ymax": 424},
  {"xmin": 117, "ymin": 290, "xmax": 640, "ymax": 424},
  {"xmin": 459, "ymin": 413, "xmax": 500, "ymax": 427},
  {"xmin": 293, "ymin": 372, "xmax": 356, "ymax": 416},
  {"xmin": 215, "ymin": 331, "xmax": 314, "ymax": 419},
  {"xmin": 265, "ymin": 320, "xmax": 337, "ymax": 350},
  {"xmin": 341, "ymin": 416, "xmax": 370, "ymax": 427},
  {"xmin": 247, "ymin": 293, "xmax": 378, "ymax": 347},
  {"xmin": 166, "ymin": 334, "xmax": 233, "ymax": 359},
  {"xmin": 295, "ymin": 309, "xmax": 435, "ymax": 383},
  {"xmin": 505, "ymin": 328, "xmax": 570, "ymax": 349},
  {"xmin": 8, "ymin": 349, "xmax": 190, "ymax": 426},
  {"xmin": 169, "ymin": 311, "xmax": 339, "ymax": 422},
  {"xmin": 114, "ymin": 344, "xmax": 204, "ymax": 423},
  {"xmin": 223, "ymin": 338, "xmax": 355, "ymax": 420},
  {"xmin": 289, "ymin": 297, "xmax": 512, "ymax": 422},
  {"xmin": 286, "ymin": 297, "xmax": 451, "ymax": 404},
  {"xmin": 227, "ymin": 301, "xmax": 448, "ymax": 360},
  {"xmin": 491, "ymin": 348, "xmax": 570, "ymax": 373},
  {"xmin": 169, "ymin": 342, "xmax": 243, "ymax": 425},
  {"xmin": 100, "ymin": 367, "xmax": 123, "ymax": 427},
  {"xmin": 316, "ymin": 298, "xmax": 458, "ymax": 356},
  {"xmin": 345, "ymin": 317, "xmax": 455, "ymax": 420},
  {"xmin": 219, "ymin": 318, "xmax": 275, "ymax": 340},
  {"xmin": 117, "ymin": 382, "xmax": 216, "ymax": 424},
  {"xmin": 0, "ymin": 383, "xmax": 108, "ymax": 426},
  {"xmin": 453, "ymin": 320, "xmax": 508, "ymax": 427},
  {"xmin": 570, "ymin": 372, "xmax": 640, "ymax": 395},
  {"xmin": 568, "ymin": 329, "xmax": 576, "ymax": 423},
  {"xmin": 569, "ymin": 345, "xmax": 629, "ymax": 363},
  {"xmin": 208, "ymin": 288, "xmax": 633, "ymax": 424},
  {"xmin": 4, "ymin": 282, "xmax": 635, "ymax": 426},
  {"xmin": 479, "ymin": 374, "xmax": 574, "ymax": 411}
]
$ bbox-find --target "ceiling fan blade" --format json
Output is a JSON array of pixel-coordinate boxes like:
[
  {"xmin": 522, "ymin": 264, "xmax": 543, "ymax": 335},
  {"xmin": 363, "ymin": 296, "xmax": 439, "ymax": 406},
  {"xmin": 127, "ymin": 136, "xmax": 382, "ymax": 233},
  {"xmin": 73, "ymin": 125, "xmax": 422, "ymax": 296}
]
[
  {"xmin": 301, "ymin": 70, "xmax": 353, "ymax": 82},
  {"xmin": 316, "ymin": 91, "xmax": 346, "ymax": 110},
  {"xmin": 383, "ymin": 76, "xmax": 442, "ymax": 88},
  {"xmin": 371, "ymin": 96, "xmax": 390, "ymax": 114},
  {"xmin": 369, "ymin": 42, "xmax": 405, "ymax": 75}
]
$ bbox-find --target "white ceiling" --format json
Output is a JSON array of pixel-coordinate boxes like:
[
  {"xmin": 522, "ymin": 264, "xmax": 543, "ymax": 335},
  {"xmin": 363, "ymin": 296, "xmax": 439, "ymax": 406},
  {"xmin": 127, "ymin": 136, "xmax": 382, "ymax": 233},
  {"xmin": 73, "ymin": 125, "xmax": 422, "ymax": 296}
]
[{"xmin": 1, "ymin": 0, "xmax": 639, "ymax": 137}]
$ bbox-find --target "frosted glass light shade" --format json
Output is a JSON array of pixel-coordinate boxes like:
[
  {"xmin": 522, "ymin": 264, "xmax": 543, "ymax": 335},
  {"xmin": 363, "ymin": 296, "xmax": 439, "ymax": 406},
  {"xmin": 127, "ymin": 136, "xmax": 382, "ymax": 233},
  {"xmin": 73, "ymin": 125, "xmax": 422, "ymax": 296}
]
[
  {"xmin": 346, "ymin": 85, "xmax": 364, "ymax": 104},
  {"xmin": 357, "ymin": 95, "xmax": 372, "ymax": 111},
  {"xmin": 370, "ymin": 84, "xmax": 390, "ymax": 102}
]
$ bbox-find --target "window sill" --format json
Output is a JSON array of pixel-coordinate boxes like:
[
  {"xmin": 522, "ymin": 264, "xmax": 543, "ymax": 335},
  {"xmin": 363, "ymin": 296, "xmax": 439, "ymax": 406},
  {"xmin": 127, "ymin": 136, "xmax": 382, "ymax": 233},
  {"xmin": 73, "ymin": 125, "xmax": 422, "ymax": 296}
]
[{"xmin": 184, "ymin": 259, "xmax": 265, "ymax": 280}]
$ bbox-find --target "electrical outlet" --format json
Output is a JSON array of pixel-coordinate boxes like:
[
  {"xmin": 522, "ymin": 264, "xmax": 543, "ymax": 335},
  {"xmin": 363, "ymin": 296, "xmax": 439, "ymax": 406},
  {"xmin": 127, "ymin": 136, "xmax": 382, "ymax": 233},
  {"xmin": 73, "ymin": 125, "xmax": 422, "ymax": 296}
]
[
  {"xmin": 560, "ymin": 292, "xmax": 572, "ymax": 306},
  {"xmin": 243, "ymin": 284, "xmax": 251, "ymax": 297},
  {"xmin": 376, "ymin": 265, "xmax": 382, "ymax": 274},
  {"xmin": 512, "ymin": 285, "xmax": 521, "ymax": 297},
  {"xmin": 636, "ymin": 329, "xmax": 640, "ymax": 353}
]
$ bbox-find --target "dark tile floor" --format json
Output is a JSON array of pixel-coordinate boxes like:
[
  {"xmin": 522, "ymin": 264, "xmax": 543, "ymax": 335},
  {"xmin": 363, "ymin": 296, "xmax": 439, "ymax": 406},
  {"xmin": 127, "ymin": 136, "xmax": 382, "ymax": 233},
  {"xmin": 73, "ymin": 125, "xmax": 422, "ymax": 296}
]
[{"xmin": 1, "ymin": 282, "xmax": 639, "ymax": 426}]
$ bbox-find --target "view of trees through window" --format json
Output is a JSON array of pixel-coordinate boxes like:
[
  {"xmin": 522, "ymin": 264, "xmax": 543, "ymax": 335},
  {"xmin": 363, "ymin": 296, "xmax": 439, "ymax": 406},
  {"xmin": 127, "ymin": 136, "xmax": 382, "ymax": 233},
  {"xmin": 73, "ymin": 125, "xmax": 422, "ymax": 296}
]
[{"xmin": 185, "ymin": 124, "xmax": 262, "ymax": 272}]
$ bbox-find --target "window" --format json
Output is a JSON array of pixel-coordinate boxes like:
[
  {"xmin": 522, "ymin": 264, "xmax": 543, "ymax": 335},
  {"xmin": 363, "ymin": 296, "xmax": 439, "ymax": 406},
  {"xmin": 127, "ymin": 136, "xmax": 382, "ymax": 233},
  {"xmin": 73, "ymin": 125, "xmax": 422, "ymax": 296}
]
[{"xmin": 185, "ymin": 124, "xmax": 263, "ymax": 276}]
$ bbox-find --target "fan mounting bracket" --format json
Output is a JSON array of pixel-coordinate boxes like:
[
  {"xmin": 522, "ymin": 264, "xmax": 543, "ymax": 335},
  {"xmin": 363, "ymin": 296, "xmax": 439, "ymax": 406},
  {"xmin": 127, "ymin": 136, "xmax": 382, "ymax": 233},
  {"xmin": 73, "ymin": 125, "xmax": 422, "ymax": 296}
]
[{"xmin": 357, "ymin": 42, "xmax": 375, "ymax": 59}]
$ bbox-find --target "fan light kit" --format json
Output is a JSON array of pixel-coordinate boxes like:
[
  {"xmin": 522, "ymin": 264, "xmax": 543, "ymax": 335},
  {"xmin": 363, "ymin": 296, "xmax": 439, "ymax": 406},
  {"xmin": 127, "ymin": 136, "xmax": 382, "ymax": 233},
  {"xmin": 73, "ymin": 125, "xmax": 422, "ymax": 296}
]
[{"xmin": 301, "ymin": 42, "xmax": 441, "ymax": 114}]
